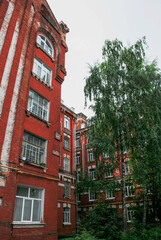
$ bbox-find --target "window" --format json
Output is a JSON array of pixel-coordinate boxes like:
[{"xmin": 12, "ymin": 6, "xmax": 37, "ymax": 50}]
[
  {"xmin": 27, "ymin": 89, "xmax": 49, "ymax": 121},
  {"xmin": 64, "ymin": 116, "xmax": 70, "ymax": 130},
  {"xmin": 105, "ymin": 167, "xmax": 113, "ymax": 178},
  {"xmin": 13, "ymin": 185, "xmax": 44, "ymax": 223},
  {"xmin": 88, "ymin": 150, "xmax": 94, "ymax": 162},
  {"xmin": 63, "ymin": 207, "xmax": 70, "ymax": 224},
  {"xmin": 127, "ymin": 208, "xmax": 135, "ymax": 222},
  {"xmin": 106, "ymin": 190, "xmax": 115, "ymax": 199},
  {"xmin": 89, "ymin": 190, "xmax": 96, "ymax": 201},
  {"xmin": 64, "ymin": 157, "xmax": 70, "ymax": 172},
  {"xmin": 64, "ymin": 182, "xmax": 70, "ymax": 198},
  {"xmin": 76, "ymin": 137, "xmax": 80, "ymax": 147},
  {"xmin": 88, "ymin": 169, "xmax": 96, "ymax": 180},
  {"xmin": 37, "ymin": 34, "xmax": 53, "ymax": 57},
  {"xmin": 76, "ymin": 193, "xmax": 80, "ymax": 202},
  {"xmin": 76, "ymin": 153, "xmax": 80, "ymax": 165},
  {"xmin": 81, "ymin": 123, "xmax": 85, "ymax": 129},
  {"xmin": 115, "ymin": 168, "xmax": 119, "ymax": 174},
  {"xmin": 124, "ymin": 162, "xmax": 131, "ymax": 175},
  {"xmin": 103, "ymin": 152, "xmax": 109, "ymax": 159},
  {"xmin": 64, "ymin": 136, "xmax": 70, "ymax": 150},
  {"xmin": 76, "ymin": 171, "xmax": 80, "ymax": 182},
  {"xmin": 21, "ymin": 132, "xmax": 46, "ymax": 165},
  {"xmin": 33, "ymin": 57, "xmax": 52, "ymax": 85},
  {"xmin": 125, "ymin": 185, "xmax": 134, "ymax": 197}
]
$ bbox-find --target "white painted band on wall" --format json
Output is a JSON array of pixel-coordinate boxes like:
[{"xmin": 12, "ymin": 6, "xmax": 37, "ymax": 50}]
[
  {"xmin": 0, "ymin": 0, "xmax": 16, "ymax": 54},
  {"xmin": 0, "ymin": 6, "xmax": 35, "ymax": 168}
]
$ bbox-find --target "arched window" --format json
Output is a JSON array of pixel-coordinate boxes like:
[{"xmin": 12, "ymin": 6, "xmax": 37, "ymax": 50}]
[{"xmin": 37, "ymin": 34, "xmax": 53, "ymax": 57}]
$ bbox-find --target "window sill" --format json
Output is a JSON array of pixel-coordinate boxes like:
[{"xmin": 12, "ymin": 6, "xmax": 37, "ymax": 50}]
[
  {"xmin": 19, "ymin": 158, "xmax": 48, "ymax": 172},
  {"xmin": 63, "ymin": 222, "xmax": 71, "ymax": 226},
  {"xmin": 126, "ymin": 195, "xmax": 135, "ymax": 198},
  {"xmin": 106, "ymin": 198, "xmax": 115, "ymax": 200},
  {"xmin": 63, "ymin": 147, "xmax": 71, "ymax": 152},
  {"xmin": 64, "ymin": 195, "xmax": 71, "ymax": 199},
  {"xmin": 64, "ymin": 127, "xmax": 71, "ymax": 135},
  {"xmin": 25, "ymin": 110, "xmax": 51, "ymax": 128},
  {"xmin": 12, "ymin": 223, "xmax": 45, "ymax": 228},
  {"xmin": 31, "ymin": 71, "xmax": 53, "ymax": 90}
]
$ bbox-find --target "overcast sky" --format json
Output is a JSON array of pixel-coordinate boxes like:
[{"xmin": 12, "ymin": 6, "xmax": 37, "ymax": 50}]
[{"xmin": 48, "ymin": 0, "xmax": 161, "ymax": 117}]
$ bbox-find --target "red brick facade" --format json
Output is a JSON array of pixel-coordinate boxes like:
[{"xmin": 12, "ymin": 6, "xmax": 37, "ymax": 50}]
[
  {"xmin": 57, "ymin": 103, "xmax": 77, "ymax": 237},
  {"xmin": 75, "ymin": 114, "xmax": 137, "ymax": 225},
  {"xmin": 0, "ymin": 0, "xmax": 70, "ymax": 239}
]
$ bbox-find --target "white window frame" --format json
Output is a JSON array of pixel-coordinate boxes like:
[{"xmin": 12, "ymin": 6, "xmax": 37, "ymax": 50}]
[
  {"xmin": 89, "ymin": 189, "xmax": 96, "ymax": 202},
  {"xmin": 64, "ymin": 116, "xmax": 70, "ymax": 130},
  {"xmin": 37, "ymin": 34, "xmax": 53, "ymax": 57},
  {"xmin": 88, "ymin": 150, "xmax": 94, "ymax": 162},
  {"xmin": 124, "ymin": 162, "xmax": 131, "ymax": 175},
  {"xmin": 33, "ymin": 57, "xmax": 52, "ymax": 85},
  {"xmin": 13, "ymin": 185, "xmax": 44, "ymax": 224},
  {"xmin": 64, "ymin": 157, "xmax": 70, "ymax": 172},
  {"xmin": 105, "ymin": 166, "xmax": 113, "ymax": 178},
  {"xmin": 88, "ymin": 169, "xmax": 96, "ymax": 180},
  {"xmin": 21, "ymin": 132, "xmax": 47, "ymax": 165},
  {"xmin": 64, "ymin": 181, "xmax": 71, "ymax": 199},
  {"xmin": 106, "ymin": 190, "xmax": 115, "ymax": 199},
  {"xmin": 127, "ymin": 208, "xmax": 135, "ymax": 222},
  {"xmin": 76, "ymin": 193, "xmax": 80, "ymax": 202},
  {"xmin": 76, "ymin": 153, "xmax": 80, "ymax": 165},
  {"xmin": 81, "ymin": 123, "xmax": 85, "ymax": 129},
  {"xmin": 27, "ymin": 89, "xmax": 49, "ymax": 121},
  {"xmin": 63, "ymin": 207, "xmax": 71, "ymax": 225},
  {"xmin": 125, "ymin": 185, "xmax": 134, "ymax": 197},
  {"xmin": 103, "ymin": 152, "xmax": 109, "ymax": 159},
  {"xmin": 64, "ymin": 136, "xmax": 70, "ymax": 150},
  {"xmin": 76, "ymin": 138, "xmax": 80, "ymax": 147}
]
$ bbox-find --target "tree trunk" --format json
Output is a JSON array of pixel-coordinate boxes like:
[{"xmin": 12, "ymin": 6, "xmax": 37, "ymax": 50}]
[
  {"xmin": 143, "ymin": 185, "xmax": 147, "ymax": 226},
  {"xmin": 122, "ymin": 158, "xmax": 127, "ymax": 233}
]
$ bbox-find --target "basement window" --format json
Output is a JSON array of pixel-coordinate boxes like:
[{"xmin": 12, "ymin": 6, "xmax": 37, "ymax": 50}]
[{"xmin": 13, "ymin": 185, "xmax": 44, "ymax": 224}]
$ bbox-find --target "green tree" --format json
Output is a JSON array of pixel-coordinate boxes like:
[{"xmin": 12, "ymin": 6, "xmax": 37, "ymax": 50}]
[
  {"xmin": 79, "ymin": 203, "xmax": 121, "ymax": 240},
  {"xmin": 84, "ymin": 37, "xmax": 161, "ymax": 232}
]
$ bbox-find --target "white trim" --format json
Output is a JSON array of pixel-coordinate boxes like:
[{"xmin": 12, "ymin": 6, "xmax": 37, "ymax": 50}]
[
  {"xmin": 0, "ymin": 0, "xmax": 15, "ymax": 54},
  {"xmin": 0, "ymin": 6, "xmax": 35, "ymax": 169},
  {"xmin": 58, "ymin": 183, "xmax": 64, "ymax": 187},
  {"xmin": 0, "ymin": 20, "xmax": 20, "ymax": 117}
]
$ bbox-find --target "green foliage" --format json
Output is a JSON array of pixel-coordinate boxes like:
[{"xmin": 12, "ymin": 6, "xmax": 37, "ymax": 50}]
[
  {"xmin": 121, "ymin": 226, "xmax": 161, "ymax": 240},
  {"xmin": 78, "ymin": 204, "xmax": 121, "ymax": 240},
  {"xmin": 83, "ymin": 37, "xmax": 161, "ymax": 225},
  {"xmin": 74, "ymin": 231, "xmax": 98, "ymax": 240}
]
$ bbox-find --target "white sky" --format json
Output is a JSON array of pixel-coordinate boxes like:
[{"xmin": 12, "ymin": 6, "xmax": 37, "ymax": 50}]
[{"xmin": 48, "ymin": 0, "xmax": 161, "ymax": 117}]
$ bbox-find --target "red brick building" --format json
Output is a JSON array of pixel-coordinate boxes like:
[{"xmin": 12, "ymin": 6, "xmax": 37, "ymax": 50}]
[
  {"xmin": 75, "ymin": 114, "xmax": 137, "ymax": 225},
  {"xmin": 0, "ymin": 0, "xmax": 70, "ymax": 239},
  {"xmin": 57, "ymin": 102, "xmax": 77, "ymax": 237}
]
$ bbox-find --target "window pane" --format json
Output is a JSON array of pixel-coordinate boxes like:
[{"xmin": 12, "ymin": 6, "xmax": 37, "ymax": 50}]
[
  {"xmin": 30, "ymin": 188, "xmax": 42, "ymax": 199},
  {"xmin": 17, "ymin": 186, "xmax": 28, "ymax": 197},
  {"xmin": 23, "ymin": 199, "xmax": 32, "ymax": 221},
  {"xmin": 32, "ymin": 200, "xmax": 41, "ymax": 221},
  {"xmin": 14, "ymin": 197, "xmax": 23, "ymax": 221},
  {"xmin": 37, "ymin": 34, "xmax": 53, "ymax": 57}
]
